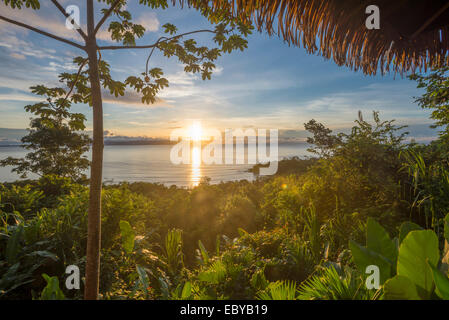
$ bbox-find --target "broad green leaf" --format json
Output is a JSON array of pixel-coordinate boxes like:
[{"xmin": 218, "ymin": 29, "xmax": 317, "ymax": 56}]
[
  {"xmin": 349, "ymin": 240, "xmax": 392, "ymax": 284},
  {"xmin": 399, "ymin": 221, "xmax": 422, "ymax": 244},
  {"xmin": 383, "ymin": 275, "xmax": 420, "ymax": 300},
  {"xmin": 181, "ymin": 281, "xmax": 192, "ymax": 299},
  {"xmin": 397, "ymin": 230, "xmax": 439, "ymax": 299},
  {"xmin": 428, "ymin": 262, "xmax": 449, "ymax": 300},
  {"xmin": 366, "ymin": 218, "xmax": 397, "ymax": 264},
  {"xmin": 119, "ymin": 220, "xmax": 135, "ymax": 254}
]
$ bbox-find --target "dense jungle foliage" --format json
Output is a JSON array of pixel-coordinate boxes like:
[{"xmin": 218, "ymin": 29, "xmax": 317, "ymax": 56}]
[{"xmin": 1, "ymin": 109, "xmax": 449, "ymax": 300}]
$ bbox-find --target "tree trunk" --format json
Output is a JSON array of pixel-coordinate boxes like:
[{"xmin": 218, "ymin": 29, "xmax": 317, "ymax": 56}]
[{"xmin": 84, "ymin": 0, "xmax": 103, "ymax": 300}]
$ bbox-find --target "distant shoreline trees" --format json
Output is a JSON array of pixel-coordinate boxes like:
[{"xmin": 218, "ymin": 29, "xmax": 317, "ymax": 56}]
[{"xmin": 0, "ymin": 85, "xmax": 91, "ymax": 182}]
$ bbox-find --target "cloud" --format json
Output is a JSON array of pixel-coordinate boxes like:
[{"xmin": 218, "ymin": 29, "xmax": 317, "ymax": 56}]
[
  {"xmin": 9, "ymin": 52, "xmax": 26, "ymax": 60},
  {"xmin": 0, "ymin": 46, "xmax": 79, "ymax": 91},
  {"xmin": 0, "ymin": 92, "xmax": 41, "ymax": 102},
  {"xmin": 102, "ymin": 89, "xmax": 173, "ymax": 108},
  {"xmin": 135, "ymin": 12, "xmax": 160, "ymax": 32}
]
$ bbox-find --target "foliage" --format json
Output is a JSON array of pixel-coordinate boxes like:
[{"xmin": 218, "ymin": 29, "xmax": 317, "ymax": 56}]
[
  {"xmin": 409, "ymin": 67, "xmax": 449, "ymax": 137},
  {"xmin": 0, "ymin": 85, "xmax": 91, "ymax": 181},
  {"xmin": 297, "ymin": 265, "xmax": 374, "ymax": 300},
  {"xmin": 350, "ymin": 215, "xmax": 449, "ymax": 300},
  {"xmin": 1, "ymin": 110, "xmax": 449, "ymax": 300},
  {"xmin": 38, "ymin": 274, "xmax": 65, "ymax": 300}
]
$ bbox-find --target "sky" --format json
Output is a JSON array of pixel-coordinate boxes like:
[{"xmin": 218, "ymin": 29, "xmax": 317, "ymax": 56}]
[{"xmin": 0, "ymin": 1, "xmax": 439, "ymax": 143}]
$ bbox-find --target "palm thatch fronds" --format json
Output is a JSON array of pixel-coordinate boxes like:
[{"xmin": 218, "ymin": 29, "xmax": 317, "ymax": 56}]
[{"xmin": 178, "ymin": 0, "xmax": 449, "ymax": 75}]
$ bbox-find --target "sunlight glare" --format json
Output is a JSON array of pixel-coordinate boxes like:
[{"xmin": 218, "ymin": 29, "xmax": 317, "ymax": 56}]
[{"xmin": 189, "ymin": 121, "xmax": 202, "ymax": 142}]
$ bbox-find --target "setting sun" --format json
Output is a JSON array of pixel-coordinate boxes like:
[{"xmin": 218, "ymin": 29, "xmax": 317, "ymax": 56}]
[{"xmin": 189, "ymin": 121, "xmax": 203, "ymax": 142}]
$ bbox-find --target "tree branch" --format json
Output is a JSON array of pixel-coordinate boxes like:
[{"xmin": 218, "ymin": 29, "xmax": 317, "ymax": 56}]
[
  {"xmin": 61, "ymin": 58, "xmax": 89, "ymax": 106},
  {"xmin": 145, "ymin": 37, "xmax": 167, "ymax": 75},
  {"xmin": 94, "ymin": 0, "xmax": 122, "ymax": 35},
  {"xmin": 50, "ymin": 0, "xmax": 88, "ymax": 41},
  {"xmin": 97, "ymin": 30, "xmax": 216, "ymax": 50},
  {"xmin": 0, "ymin": 15, "xmax": 85, "ymax": 50}
]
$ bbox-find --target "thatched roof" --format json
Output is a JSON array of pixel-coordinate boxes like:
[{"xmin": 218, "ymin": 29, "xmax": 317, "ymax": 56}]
[{"xmin": 181, "ymin": 0, "xmax": 449, "ymax": 75}]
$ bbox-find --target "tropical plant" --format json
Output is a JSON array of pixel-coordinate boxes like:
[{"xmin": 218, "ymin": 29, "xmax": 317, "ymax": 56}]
[
  {"xmin": 38, "ymin": 274, "xmax": 65, "ymax": 300},
  {"xmin": 400, "ymin": 150, "xmax": 449, "ymax": 234},
  {"xmin": 409, "ymin": 67, "xmax": 449, "ymax": 137},
  {"xmin": 297, "ymin": 265, "xmax": 374, "ymax": 300},
  {"xmin": 0, "ymin": 85, "xmax": 91, "ymax": 181},
  {"xmin": 257, "ymin": 281, "xmax": 298, "ymax": 300},
  {"xmin": 0, "ymin": 0, "xmax": 253, "ymax": 299},
  {"xmin": 350, "ymin": 215, "xmax": 449, "ymax": 300}
]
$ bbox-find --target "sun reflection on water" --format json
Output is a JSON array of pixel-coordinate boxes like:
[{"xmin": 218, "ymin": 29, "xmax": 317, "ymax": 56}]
[{"xmin": 191, "ymin": 146, "xmax": 201, "ymax": 187}]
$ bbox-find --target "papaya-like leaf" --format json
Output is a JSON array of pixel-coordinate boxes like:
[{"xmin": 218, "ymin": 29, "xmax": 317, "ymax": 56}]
[
  {"xmin": 349, "ymin": 240, "xmax": 392, "ymax": 284},
  {"xmin": 399, "ymin": 221, "xmax": 422, "ymax": 244},
  {"xmin": 383, "ymin": 275, "xmax": 420, "ymax": 300},
  {"xmin": 366, "ymin": 218, "xmax": 397, "ymax": 264},
  {"xmin": 397, "ymin": 230, "xmax": 439, "ymax": 299}
]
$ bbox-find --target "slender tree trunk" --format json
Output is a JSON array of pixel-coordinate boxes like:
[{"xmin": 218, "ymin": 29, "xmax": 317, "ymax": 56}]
[{"xmin": 84, "ymin": 0, "xmax": 103, "ymax": 300}]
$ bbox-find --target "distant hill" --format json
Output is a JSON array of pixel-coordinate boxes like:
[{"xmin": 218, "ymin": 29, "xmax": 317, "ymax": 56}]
[
  {"xmin": 0, "ymin": 128, "xmax": 27, "ymax": 146},
  {"xmin": 0, "ymin": 123, "xmax": 439, "ymax": 147}
]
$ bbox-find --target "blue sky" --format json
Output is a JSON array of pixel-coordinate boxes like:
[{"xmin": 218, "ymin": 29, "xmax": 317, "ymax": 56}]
[{"xmin": 0, "ymin": 1, "xmax": 438, "ymax": 142}]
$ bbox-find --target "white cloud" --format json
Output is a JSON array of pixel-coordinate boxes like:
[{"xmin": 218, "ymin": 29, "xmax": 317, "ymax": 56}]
[
  {"xmin": 0, "ymin": 92, "xmax": 40, "ymax": 102},
  {"xmin": 135, "ymin": 12, "xmax": 159, "ymax": 32}
]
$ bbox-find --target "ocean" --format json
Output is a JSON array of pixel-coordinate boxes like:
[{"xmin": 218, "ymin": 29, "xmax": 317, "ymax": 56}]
[{"xmin": 0, "ymin": 144, "xmax": 310, "ymax": 187}]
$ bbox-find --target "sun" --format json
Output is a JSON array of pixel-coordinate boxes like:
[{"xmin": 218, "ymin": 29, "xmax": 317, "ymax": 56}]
[{"xmin": 189, "ymin": 121, "xmax": 203, "ymax": 142}]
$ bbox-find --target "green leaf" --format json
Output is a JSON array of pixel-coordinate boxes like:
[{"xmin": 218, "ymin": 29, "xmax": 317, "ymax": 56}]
[
  {"xmin": 181, "ymin": 281, "xmax": 192, "ymax": 299},
  {"xmin": 349, "ymin": 240, "xmax": 392, "ymax": 284},
  {"xmin": 119, "ymin": 220, "xmax": 135, "ymax": 254},
  {"xmin": 399, "ymin": 221, "xmax": 422, "ymax": 244},
  {"xmin": 428, "ymin": 261, "xmax": 449, "ymax": 300},
  {"xmin": 257, "ymin": 281, "xmax": 297, "ymax": 300},
  {"xmin": 135, "ymin": 265, "xmax": 150, "ymax": 297},
  {"xmin": 198, "ymin": 260, "xmax": 226, "ymax": 284},
  {"xmin": 251, "ymin": 269, "xmax": 268, "ymax": 291},
  {"xmin": 397, "ymin": 230, "xmax": 440, "ymax": 299},
  {"xmin": 366, "ymin": 218, "xmax": 397, "ymax": 264},
  {"xmin": 198, "ymin": 240, "xmax": 209, "ymax": 264},
  {"xmin": 39, "ymin": 274, "xmax": 65, "ymax": 300},
  {"xmin": 383, "ymin": 275, "xmax": 420, "ymax": 300}
]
